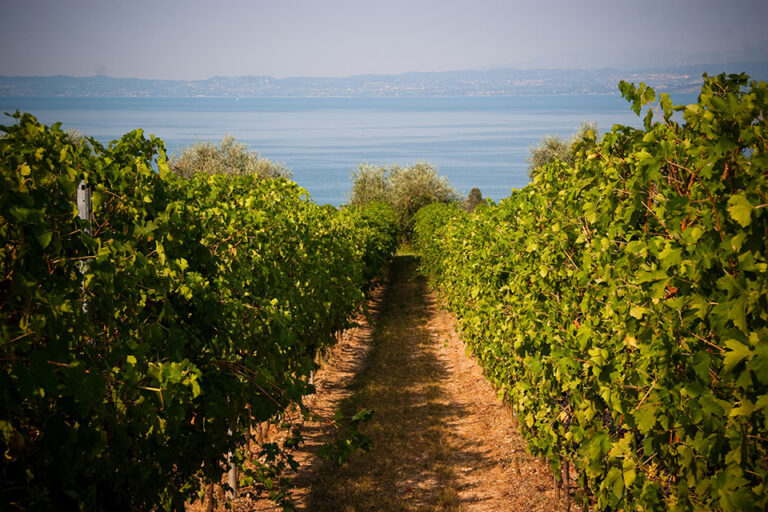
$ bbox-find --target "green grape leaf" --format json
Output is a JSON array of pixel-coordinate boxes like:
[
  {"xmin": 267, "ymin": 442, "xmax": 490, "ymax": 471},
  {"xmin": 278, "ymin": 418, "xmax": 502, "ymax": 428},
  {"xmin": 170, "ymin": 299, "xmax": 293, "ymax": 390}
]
[
  {"xmin": 727, "ymin": 194, "xmax": 753, "ymax": 227},
  {"xmin": 722, "ymin": 339, "xmax": 752, "ymax": 374}
]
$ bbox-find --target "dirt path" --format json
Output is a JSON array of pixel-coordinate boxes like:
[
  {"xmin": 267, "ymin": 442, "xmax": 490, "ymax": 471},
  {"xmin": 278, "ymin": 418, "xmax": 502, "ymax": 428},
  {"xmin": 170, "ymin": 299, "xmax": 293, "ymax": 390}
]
[{"xmin": 241, "ymin": 255, "xmax": 566, "ymax": 512}]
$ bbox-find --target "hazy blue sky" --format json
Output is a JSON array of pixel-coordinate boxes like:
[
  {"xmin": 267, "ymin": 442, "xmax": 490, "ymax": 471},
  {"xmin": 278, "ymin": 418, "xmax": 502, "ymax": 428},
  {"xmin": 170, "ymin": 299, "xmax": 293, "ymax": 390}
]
[{"xmin": 2, "ymin": 0, "xmax": 767, "ymax": 79}]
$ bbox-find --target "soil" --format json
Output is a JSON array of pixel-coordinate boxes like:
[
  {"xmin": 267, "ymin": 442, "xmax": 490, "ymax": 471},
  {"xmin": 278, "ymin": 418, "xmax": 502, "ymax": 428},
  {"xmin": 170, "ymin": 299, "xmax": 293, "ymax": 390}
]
[{"xmin": 198, "ymin": 255, "xmax": 571, "ymax": 512}]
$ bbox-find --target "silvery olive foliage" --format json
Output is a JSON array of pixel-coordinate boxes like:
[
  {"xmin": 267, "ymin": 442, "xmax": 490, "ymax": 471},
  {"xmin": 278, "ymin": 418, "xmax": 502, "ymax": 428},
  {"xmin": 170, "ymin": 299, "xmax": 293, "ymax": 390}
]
[
  {"xmin": 170, "ymin": 134, "xmax": 291, "ymax": 180},
  {"xmin": 349, "ymin": 161, "xmax": 458, "ymax": 238}
]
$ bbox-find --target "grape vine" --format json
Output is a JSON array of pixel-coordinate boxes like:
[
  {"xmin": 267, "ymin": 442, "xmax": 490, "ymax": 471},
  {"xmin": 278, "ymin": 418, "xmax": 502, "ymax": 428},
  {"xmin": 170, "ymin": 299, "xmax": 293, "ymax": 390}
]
[
  {"xmin": 0, "ymin": 113, "xmax": 398, "ymax": 511},
  {"xmin": 414, "ymin": 73, "xmax": 768, "ymax": 511}
]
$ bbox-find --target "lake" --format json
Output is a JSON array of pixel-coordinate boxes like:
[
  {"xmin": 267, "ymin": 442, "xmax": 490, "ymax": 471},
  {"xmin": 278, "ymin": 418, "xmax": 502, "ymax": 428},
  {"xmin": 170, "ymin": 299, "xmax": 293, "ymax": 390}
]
[{"xmin": 0, "ymin": 95, "xmax": 696, "ymax": 205}]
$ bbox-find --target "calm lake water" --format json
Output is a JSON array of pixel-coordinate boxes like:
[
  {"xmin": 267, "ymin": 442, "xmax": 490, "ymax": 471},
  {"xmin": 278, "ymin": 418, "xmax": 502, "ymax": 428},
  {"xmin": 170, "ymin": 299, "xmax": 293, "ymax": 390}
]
[{"xmin": 0, "ymin": 95, "xmax": 696, "ymax": 205}]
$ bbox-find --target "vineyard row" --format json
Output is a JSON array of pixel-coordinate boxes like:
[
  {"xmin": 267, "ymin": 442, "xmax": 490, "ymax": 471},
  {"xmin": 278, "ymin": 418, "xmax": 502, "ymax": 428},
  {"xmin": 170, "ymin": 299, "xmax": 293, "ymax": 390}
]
[
  {"xmin": 413, "ymin": 74, "xmax": 768, "ymax": 512},
  {"xmin": 0, "ymin": 114, "xmax": 399, "ymax": 511}
]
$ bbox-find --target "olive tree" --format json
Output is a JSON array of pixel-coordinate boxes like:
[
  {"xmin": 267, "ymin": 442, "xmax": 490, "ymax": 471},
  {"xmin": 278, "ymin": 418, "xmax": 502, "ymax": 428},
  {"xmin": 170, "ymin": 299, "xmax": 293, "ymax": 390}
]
[
  {"xmin": 348, "ymin": 162, "xmax": 458, "ymax": 239},
  {"xmin": 527, "ymin": 121, "xmax": 599, "ymax": 177},
  {"xmin": 169, "ymin": 135, "xmax": 290, "ymax": 179},
  {"xmin": 348, "ymin": 164, "xmax": 390, "ymax": 205}
]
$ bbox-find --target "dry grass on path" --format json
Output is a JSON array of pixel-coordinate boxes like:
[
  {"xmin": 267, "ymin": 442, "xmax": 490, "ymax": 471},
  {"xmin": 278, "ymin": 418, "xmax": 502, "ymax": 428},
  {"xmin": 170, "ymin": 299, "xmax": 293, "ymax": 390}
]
[
  {"xmin": 235, "ymin": 255, "xmax": 568, "ymax": 512},
  {"xmin": 304, "ymin": 255, "xmax": 566, "ymax": 512},
  {"xmin": 306, "ymin": 254, "xmax": 466, "ymax": 511}
]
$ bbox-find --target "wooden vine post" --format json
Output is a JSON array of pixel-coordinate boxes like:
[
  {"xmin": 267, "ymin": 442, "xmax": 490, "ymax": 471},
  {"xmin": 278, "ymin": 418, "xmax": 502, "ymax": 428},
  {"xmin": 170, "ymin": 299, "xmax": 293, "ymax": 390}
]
[
  {"xmin": 77, "ymin": 179, "xmax": 91, "ymax": 314},
  {"xmin": 77, "ymin": 180, "xmax": 91, "ymax": 229},
  {"xmin": 226, "ymin": 428, "xmax": 238, "ymax": 500}
]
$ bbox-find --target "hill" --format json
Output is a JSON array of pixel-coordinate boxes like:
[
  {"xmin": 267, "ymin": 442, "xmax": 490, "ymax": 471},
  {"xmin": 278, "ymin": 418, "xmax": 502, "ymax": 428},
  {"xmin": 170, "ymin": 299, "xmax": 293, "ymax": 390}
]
[{"xmin": 2, "ymin": 62, "xmax": 767, "ymax": 97}]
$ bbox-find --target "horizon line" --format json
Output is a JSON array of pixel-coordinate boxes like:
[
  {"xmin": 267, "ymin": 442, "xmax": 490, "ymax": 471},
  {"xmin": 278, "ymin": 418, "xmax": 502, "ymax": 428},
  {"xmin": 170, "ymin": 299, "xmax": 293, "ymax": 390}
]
[{"xmin": 2, "ymin": 60, "xmax": 766, "ymax": 83}]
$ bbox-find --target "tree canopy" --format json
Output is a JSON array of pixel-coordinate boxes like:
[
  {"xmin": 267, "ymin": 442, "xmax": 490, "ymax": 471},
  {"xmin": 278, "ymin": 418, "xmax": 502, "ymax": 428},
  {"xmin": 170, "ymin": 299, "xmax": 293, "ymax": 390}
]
[
  {"xmin": 169, "ymin": 135, "xmax": 291, "ymax": 179},
  {"xmin": 527, "ymin": 121, "xmax": 599, "ymax": 177},
  {"xmin": 349, "ymin": 162, "xmax": 458, "ymax": 239}
]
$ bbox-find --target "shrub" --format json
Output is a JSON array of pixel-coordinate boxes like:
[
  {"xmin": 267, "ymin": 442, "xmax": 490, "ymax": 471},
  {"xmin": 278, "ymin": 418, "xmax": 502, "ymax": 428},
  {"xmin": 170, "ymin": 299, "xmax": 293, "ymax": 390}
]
[
  {"xmin": 169, "ymin": 135, "xmax": 290, "ymax": 179},
  {"xmin": 527, "ymin": 121, "xmax": 599, "ymax": 177},
  {"xmin": 349, "ymin": 162, "xmax": 458, "ymax": 239},
  {"xmin": 348, "ymin": 164, "xmax": 390, "ymax": 205},
  {"xmin": 463, "ymin": 187, "xmax": 486, "ymax": 212}
]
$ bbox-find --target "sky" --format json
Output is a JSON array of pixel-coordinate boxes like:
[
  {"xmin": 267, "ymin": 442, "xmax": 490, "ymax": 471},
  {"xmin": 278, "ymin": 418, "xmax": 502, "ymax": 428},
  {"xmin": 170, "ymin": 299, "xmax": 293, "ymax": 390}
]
[{"xmin": 2, "ymin": 0, "xmax": 767, "ymax": 80}]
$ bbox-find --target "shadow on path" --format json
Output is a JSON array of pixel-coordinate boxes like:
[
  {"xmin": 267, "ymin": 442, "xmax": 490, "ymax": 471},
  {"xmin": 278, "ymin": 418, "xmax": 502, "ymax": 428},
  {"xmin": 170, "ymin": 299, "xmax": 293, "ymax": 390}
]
[{"xmin": 304, "ymin": 255, "xmax": 498, "ymax": 512}]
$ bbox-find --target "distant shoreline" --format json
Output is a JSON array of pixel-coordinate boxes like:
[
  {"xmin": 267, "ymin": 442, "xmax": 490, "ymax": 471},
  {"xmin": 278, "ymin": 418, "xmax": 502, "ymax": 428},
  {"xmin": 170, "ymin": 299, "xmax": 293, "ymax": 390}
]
[
  {"xmin": 0, "ymin": 93, "xmax": 628, "ymax": 99},
  {"xmin": 2, "ymin": 62, "xmax": 765, "ymax": 98}
]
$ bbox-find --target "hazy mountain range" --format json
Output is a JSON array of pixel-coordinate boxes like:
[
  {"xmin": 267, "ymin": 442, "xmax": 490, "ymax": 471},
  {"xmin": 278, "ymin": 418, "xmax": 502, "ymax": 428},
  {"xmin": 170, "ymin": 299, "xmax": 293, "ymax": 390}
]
[{"xmin": 1, "ymin": 62, "xmax": 766, "ymax": 98}]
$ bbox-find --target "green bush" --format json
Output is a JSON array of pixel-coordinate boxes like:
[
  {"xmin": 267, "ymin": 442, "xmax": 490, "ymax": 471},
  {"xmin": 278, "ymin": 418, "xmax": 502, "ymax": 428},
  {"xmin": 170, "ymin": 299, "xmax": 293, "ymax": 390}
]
[
  {"xmin": 412, "ymin": 201, "xmax": 464, "ymax": 282},
  {"xmin": 341, "ymin": 202, "xmax": 399, "ymax": 285}
]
